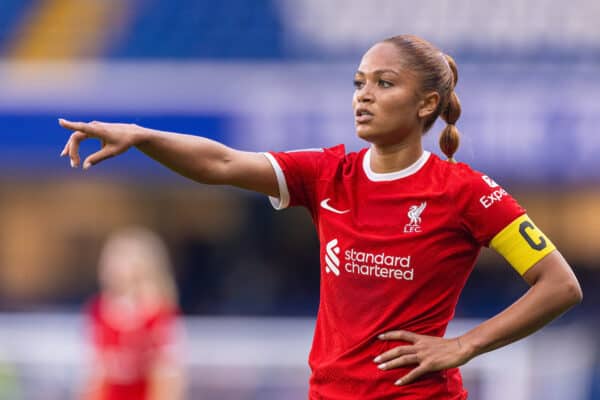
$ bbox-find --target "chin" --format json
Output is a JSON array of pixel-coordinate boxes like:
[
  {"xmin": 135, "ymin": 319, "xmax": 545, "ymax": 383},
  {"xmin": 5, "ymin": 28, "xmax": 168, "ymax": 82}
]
[{"xmin": 356, "ymin": 125, "xmax": 379, "ymax": 142}]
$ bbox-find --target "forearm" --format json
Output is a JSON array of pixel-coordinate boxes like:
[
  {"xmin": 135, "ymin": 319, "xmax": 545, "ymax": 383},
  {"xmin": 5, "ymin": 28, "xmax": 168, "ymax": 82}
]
[
  {"xmin": 80, "ymin": 363, "xmax": 105, "ymax": 400},
  {"xmin": 459, "ymin": 266, "xmax": 581, "ymax": 360},
  {"xmin": 133, "ymin": 126, "xmax": 235, "ymax": 185},
  {"xmin": 149, "ymin": 361, "xmax": 185, "ymax": 400}
]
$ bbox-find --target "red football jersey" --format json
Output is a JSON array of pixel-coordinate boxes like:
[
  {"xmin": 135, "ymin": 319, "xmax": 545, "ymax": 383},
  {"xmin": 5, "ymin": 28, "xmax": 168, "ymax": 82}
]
[
  {"xmin": 264, "ymin": 145, "xmax": 525, "ymax": 400},
  {"xmin": 85, "ymin": 296, "xmax": 179, "ymax": 400}
]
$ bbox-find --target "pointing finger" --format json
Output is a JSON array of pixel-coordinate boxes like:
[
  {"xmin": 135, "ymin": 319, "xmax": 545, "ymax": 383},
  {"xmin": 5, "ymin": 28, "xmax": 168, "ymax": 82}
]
[
  {"xmin": 59, "ymin": 119, "xmax": 101, "ymax": 137},
  {"xmin": 59, "ymin": 118, "xmax": 82, "ymax": 131}
]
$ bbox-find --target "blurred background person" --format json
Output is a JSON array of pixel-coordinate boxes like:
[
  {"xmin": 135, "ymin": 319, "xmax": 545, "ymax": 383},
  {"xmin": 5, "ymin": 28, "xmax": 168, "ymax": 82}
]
[{"xmin": 81, "ymin": 227, "xmax": 185, "ymax": 400}]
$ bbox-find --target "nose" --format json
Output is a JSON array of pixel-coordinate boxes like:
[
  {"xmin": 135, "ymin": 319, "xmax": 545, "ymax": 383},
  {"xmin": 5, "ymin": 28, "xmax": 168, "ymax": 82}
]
[{"xmin": 356, "ymin": 85, "xmax": 374, "ymax": 103}]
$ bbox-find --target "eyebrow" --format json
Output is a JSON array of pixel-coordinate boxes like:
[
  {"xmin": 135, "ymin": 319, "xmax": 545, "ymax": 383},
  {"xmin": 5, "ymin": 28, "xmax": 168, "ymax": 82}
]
[{"xmin": 355, "ymin": 69, "xmax": 399, "ymax": 76}]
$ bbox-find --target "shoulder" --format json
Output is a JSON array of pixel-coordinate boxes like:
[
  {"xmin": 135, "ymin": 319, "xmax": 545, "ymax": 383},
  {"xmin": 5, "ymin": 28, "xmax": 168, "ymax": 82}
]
[
  {"xmin": 322, "ymin": 144, "xmax": 363, "ymax": 165},
  {"xmin": 146, "ymin": 302, "xmax": 179, "ymax": 325},
  {"xmin": 319, "ymin": 144, "xmax": 365, "ymax": 178},
  {"xmin": 422, "ymin": 156, "xmax": 511, "ymax": 211},
  {"xmin": 439, "ymin": 159, "xmax": 522, "ymax": 220},
  {"xmin": 84, "ymin": 295, "xmax": 102, "ymax": 318},
  {"xmin": 285, "ymin": 144, "xmax": 362, "ymax": 175},
  {"xmin": 147, "ymin": 304, "xmax": 181, "ymax": 345},
  {"xmin": 84, "ymin": 296, "xmax": 106, "ymax": 335},
  {"xmin": 322, "ymin": 144, "xmax": 347, "ymax": 157},
  {"xmin": 430, "ymin": 156, "xmax": 495, "ymax": 190},
  {"xmin": 267, "ymin": 144, "xmax": 347, "ymax": 167},
  {"xmin": 304, "ymin": 143, "xmax": 348, "ymax": 163}
]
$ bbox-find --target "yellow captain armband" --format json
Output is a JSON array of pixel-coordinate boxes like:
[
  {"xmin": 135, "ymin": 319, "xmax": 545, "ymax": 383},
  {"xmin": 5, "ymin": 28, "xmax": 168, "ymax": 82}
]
[{"xmin": 490, "ymin": 214, "xmax": 556, "ymax": 276}]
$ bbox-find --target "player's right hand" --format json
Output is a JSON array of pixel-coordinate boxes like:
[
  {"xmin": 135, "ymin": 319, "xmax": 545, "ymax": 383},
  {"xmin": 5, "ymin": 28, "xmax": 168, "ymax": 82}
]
[{"xmin": 59, "ymin": 119, "xmax": 141, "ymax": 169}]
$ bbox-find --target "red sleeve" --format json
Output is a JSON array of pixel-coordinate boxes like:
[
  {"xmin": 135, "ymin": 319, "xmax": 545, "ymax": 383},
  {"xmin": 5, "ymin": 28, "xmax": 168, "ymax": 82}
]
[
  {"xmin": 263, "ymin": 145, "xmax": 345, "ymax": 213},
  {"xmin": 148, "ymin": 307, "xmax": 179, "ymax": 349},
  {"xmin": 457, "ymin": 167, "xmax": 526, "ymax": 246}
]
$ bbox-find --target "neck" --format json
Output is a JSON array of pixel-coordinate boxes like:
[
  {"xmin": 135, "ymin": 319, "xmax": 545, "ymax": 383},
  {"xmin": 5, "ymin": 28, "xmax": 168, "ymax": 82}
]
[{"xmin": 369, "ymin": 136, "xmax": 424, "ymax": 173}]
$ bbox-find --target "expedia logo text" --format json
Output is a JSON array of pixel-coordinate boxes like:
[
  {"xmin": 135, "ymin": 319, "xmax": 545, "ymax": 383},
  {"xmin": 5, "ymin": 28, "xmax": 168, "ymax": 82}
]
[{"xmin": 480, "ymin": 188, "xmax": 508, "ymax": 209}]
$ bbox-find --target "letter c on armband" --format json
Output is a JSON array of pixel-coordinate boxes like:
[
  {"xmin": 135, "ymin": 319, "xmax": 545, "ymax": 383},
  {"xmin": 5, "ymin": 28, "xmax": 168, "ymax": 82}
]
[{"xmin": 519, "ymin": 221, "xmax": 547, "ymax": 251}]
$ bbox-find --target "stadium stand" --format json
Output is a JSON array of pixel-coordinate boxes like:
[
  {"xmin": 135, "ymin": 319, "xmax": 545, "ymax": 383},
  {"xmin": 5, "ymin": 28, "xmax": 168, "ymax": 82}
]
[
  {"xmin": 108, "ymin": 0, "xmax": 283, "ymax": 59},
  {"xmin": 0, "ymin": 0, "xmax": 32, "ymax": 53}
]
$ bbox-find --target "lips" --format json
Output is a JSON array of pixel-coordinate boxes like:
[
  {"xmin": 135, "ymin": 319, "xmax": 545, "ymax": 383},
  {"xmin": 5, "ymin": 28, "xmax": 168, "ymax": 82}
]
[{"xmin": 355, "ymin": 108, "xmax": 374, "ymax": 123}]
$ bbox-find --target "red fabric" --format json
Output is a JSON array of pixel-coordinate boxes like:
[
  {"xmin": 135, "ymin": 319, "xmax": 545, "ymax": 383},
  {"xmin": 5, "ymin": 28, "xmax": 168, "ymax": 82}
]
[
  {"xmin": 85, "ymin": 296, "xmax": 178, "ymax": 400},
  {"xmin": 269, "ymin": 146, "xmax": 525, "ymax": 400}
]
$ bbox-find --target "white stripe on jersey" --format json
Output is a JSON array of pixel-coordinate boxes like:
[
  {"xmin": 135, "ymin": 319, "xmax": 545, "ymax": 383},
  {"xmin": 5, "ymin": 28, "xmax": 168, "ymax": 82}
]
[
  {"xmin": 262, "ymin": 152, "xmax": 290, "ymax": 210},
  {"xmin": 285, "ymin": 148, "xmax": 324, "ymax": 153}
]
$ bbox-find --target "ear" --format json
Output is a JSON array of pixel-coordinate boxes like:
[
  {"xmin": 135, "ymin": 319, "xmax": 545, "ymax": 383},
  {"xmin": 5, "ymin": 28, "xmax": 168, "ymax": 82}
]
[{"xmin": 417, "ymin": 91, "xmax": 440, "ymax": 119}]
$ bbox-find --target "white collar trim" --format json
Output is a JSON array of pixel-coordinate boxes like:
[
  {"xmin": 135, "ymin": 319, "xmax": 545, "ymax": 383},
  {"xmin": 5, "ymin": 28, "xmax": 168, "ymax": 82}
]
[{"xmin": 363, "ymin": 148, "xmax": 431, "ymax": 182}]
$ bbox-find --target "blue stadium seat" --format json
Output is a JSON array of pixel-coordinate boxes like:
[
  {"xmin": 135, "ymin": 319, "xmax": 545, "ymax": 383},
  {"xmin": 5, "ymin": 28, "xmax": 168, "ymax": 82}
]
[
  {"xmin": 108, "ymin": 0, "xmax": 283, "ymax": 59},
  {"xmin": 0, "ymin": 0, "xmax": 34, "ymax": 54}
]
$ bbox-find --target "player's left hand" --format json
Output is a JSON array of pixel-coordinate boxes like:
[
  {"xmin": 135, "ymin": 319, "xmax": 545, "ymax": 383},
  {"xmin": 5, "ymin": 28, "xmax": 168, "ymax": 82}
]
[{"xmin": 374, "ymin": 330, "xmax": 471, "ymax": 386}]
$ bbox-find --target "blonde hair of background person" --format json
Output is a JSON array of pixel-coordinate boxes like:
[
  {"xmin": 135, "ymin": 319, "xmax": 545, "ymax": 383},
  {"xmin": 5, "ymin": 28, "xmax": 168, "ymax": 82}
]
[
  {"xmin": 61, "ymin": 34, "xmax": 582, "ymax": 399},
  {"xmin": 82, "ymin": 227, "xmax": 185, "ymax": 400}
]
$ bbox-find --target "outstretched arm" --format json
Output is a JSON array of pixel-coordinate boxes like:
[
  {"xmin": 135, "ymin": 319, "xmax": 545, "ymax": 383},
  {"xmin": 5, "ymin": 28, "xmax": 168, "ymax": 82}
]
[
  {"xmin": 59, "ymin": 119, "xmax": 279, "ymax": 197},
  {"xmin": 375, "ymin": 250, "xmax": 582, "ymax": 385}
]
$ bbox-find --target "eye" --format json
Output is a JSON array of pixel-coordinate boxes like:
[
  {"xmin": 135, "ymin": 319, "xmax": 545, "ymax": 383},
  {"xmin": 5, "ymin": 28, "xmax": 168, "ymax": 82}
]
[
  {"xmin": 378, "ymin": 79, "xmax": 393, "ymax": 88},
  {"xmin": 353, "ymin": 79, "xmax": 364, "ymax": 89}
]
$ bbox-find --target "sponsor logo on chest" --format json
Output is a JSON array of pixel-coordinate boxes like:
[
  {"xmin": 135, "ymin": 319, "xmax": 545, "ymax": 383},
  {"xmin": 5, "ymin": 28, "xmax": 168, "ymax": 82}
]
[{"xmin": 324, "ymin": 238, "xmax": 414, "ymax": 281}]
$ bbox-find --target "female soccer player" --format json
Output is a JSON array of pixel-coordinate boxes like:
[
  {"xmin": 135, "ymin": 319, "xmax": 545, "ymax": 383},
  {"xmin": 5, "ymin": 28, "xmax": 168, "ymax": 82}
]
[
  {"xmin": 61, "ymin": 35, "xmax": 582, "ymax": 399},
  {"xmin": 82, "ymin": 227, "xmax": 184, "ymax": 400}
]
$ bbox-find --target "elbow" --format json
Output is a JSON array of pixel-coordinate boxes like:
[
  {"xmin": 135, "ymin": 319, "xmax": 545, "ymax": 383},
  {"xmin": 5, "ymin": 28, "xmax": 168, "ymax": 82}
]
[{"xmin": 563, "ymin": 279, "xmax": 583, "ymax": 308}]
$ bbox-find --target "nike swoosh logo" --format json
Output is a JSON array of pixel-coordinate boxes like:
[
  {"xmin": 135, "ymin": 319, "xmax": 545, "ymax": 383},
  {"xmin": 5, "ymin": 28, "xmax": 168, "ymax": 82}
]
[{"xmin": 320, "ymin": 198, "xmax": 350, "ymax": 214}]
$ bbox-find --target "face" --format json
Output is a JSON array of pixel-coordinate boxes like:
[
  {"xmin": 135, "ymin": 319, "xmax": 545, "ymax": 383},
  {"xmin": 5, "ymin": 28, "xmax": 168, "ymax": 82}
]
[
  {"xmin": 352, "ymin": 42, "xmax": 425, "ymax": 146},
  {"xmin": 98, "ymin": 240, "xmax": 142, "ymax": 297}
]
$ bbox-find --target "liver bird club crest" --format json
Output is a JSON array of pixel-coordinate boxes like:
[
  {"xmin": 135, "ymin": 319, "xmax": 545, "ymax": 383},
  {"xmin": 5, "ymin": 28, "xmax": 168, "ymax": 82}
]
[{"xmin": 404, "ymin": 202, "xmax": 427, "ymax": 233}]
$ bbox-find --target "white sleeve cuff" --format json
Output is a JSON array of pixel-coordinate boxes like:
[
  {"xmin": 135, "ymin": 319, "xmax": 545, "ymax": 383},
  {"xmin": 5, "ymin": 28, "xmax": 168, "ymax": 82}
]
[{"xmin": 262, "ymin": 152, "xmax": 290, "ymax": 210}]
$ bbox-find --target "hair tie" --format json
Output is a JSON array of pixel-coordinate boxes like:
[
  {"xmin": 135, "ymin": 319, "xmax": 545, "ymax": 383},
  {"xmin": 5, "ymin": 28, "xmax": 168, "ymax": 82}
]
[
  {"xmin": 440, "ymin": 53, "xmax": 457, "ymax": 88},
  {"xmin": 440, "ymin": 52, "xmax": 451, "ymax": 69}
]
